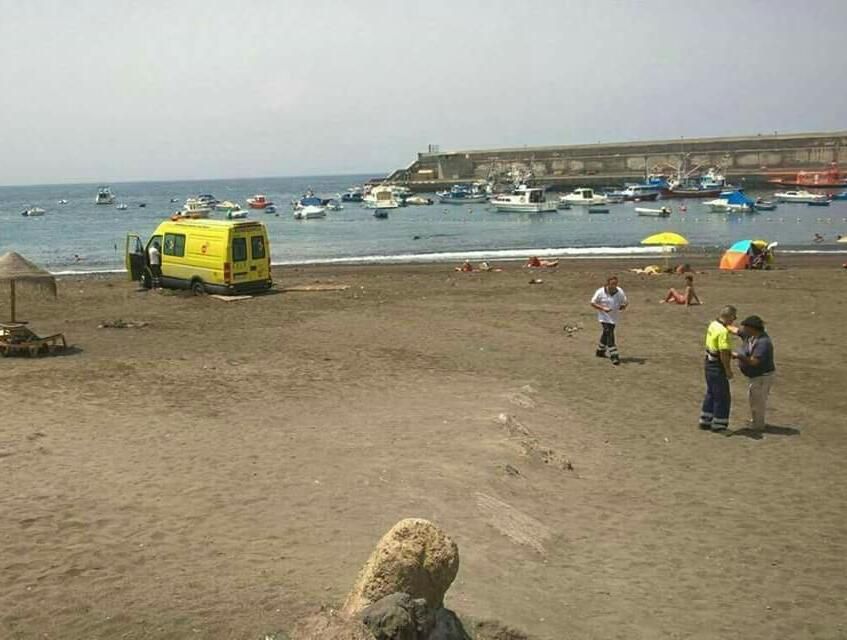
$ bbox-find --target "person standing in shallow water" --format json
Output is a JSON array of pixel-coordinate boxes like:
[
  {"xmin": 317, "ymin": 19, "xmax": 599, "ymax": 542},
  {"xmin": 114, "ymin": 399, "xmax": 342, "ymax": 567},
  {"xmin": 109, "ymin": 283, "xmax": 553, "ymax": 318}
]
[
  {"xmin": 700, "ymin": 305, "xmax": 737, "ymax": 432},
  {"xmin": 590, "ymin": 275, "xmax": 628, "ymax": 365}
]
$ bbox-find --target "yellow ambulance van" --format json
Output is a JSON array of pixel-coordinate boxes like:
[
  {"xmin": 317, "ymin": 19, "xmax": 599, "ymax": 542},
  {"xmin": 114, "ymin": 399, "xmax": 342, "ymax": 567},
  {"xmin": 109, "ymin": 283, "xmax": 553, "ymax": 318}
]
[{"xmin": 126, "ymin": 218, "xmax": 272, "ymax": 294}]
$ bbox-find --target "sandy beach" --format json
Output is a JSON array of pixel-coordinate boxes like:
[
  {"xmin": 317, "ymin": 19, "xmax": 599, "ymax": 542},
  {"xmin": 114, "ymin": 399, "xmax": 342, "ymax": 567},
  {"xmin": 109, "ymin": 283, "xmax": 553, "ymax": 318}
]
[{"xmin": 1, "ymin": 256, "xmax": 846, "ymax": 639}]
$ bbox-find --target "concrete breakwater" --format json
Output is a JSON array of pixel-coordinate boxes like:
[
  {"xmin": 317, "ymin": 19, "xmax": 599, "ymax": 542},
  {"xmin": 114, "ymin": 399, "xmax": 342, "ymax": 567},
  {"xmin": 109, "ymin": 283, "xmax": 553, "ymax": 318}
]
[{"xmin": 386, "ymin": 130, "xmax": 847, "ymax": 191}]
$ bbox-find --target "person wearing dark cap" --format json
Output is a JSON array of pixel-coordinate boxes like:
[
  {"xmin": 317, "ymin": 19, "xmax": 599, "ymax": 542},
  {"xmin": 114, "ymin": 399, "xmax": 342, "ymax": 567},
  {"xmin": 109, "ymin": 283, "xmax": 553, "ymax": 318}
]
[{"xmin": 730, "ymin": 315, "xmax": 776, "ymax": 431}]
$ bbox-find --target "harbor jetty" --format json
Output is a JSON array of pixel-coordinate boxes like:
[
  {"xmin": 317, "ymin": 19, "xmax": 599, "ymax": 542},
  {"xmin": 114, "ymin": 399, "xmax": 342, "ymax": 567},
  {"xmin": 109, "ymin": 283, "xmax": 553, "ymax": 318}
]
[{"xmin": 384, "ymin": 130, "xmax": 847, "ymax": 191}]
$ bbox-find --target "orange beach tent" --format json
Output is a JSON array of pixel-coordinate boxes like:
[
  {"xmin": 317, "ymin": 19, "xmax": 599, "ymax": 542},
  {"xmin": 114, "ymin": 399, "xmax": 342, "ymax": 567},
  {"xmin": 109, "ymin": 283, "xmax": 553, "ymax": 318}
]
[{"xmin": 719, "ymin": 240, "xmax": 772, "ymax": 270}]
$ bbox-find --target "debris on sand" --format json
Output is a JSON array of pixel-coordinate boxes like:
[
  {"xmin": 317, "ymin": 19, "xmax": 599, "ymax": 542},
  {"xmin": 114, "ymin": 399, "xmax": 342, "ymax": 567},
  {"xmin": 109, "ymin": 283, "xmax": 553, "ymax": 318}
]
[
  {"xmin": 97, "ymin": 319, "xmax": 148, "ymax": 329},
  {"xmin": 562, "ymin": 322, "xmax": 583, "ymax": 336}
]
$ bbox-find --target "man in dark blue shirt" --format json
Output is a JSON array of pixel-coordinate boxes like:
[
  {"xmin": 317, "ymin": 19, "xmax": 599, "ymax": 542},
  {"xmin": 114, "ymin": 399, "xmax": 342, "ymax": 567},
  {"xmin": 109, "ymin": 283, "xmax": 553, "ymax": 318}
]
[{"xmin": 730, "ymin": 315, "xmax": 775, "ymax": 431}]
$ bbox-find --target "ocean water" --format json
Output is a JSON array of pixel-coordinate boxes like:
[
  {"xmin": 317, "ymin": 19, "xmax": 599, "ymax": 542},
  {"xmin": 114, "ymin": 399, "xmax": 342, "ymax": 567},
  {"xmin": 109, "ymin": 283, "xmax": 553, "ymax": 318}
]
[{"xmin": 1, "ymin": 175, "xmax": 845, "ymax": 273}]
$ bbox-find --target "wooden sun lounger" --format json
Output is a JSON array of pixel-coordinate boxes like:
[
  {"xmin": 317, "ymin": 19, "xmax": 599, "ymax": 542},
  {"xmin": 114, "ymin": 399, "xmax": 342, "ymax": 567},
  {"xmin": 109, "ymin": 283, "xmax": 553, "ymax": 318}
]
[{"xmin": 0, "ymin": 324, "xmax": 67, "ymax": 357}]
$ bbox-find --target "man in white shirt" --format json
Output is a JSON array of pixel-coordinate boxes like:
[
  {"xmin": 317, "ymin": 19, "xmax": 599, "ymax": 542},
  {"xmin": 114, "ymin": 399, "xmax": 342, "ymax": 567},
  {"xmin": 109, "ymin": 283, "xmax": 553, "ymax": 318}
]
[
  {"xmin": 148, "ymin": 240, "xmax": 162, "ymax": 288},
  {"xmin": 590, "ymin": 275, "xmax": 628, "ymax": 365}
]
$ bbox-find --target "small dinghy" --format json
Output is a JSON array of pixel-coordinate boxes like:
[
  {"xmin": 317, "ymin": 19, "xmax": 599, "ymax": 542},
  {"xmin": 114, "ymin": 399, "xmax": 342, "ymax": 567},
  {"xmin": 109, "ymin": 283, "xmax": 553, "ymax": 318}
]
[
  {"xmin": 588, "ymin": 206, "xmax": 610, "ymax": 214},
  {"xmin": 373, "ymin": 210, "xmax": 389, "ymax": 219},
  {"xmin": 807, "ymin": 200, "xmax": 831, "ymax": 207},
  {"xmin": 21, "ymin": 207, "xmax": 46, "ymax": 217},
  {"xmin": 636, "ymin": 206, "xmax": 671, "ymax": 217}
]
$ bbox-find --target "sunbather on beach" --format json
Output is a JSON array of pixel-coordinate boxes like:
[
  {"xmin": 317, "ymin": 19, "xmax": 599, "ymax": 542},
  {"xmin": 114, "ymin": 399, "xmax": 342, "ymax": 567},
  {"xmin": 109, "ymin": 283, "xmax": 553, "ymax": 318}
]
[
  {"xmin": 661, "ymin": 275, "xmax": 701, "ymax": 306},
  {"xmin": 525, "ymin": 256, "xmax": 559, "ymax": 268}
]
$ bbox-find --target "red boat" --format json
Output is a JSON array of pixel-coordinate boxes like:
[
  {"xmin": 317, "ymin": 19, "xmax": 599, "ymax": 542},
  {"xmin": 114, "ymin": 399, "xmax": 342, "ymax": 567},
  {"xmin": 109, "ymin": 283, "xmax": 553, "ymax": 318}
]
[
  {"xmin": 768, "ymin": 163, "xmax": 847, "ymax": 188},
  {"xmin": 246, "ymin": 194, "xmax": 272, "ymax": 209}
]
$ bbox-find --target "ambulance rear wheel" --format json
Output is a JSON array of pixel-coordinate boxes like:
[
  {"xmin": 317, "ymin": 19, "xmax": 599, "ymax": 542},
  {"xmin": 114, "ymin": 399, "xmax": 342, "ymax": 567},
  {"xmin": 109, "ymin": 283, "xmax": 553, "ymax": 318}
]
[{"xmin": 191, "ymin": 280, "xmax": 206, "ymax": 296}]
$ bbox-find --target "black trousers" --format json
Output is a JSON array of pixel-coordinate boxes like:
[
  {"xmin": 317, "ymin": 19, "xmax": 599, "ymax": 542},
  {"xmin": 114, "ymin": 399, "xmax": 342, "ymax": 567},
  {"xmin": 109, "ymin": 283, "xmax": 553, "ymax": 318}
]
[
  {"xmin": 598, "ymin": 322, "xmax": 619, "ymax": 358},
  {"xmin": 150, "ymin": 264, "xmax": 162, "ymax": 286},
  {"xmin": 700, "ymin": 359, "xmax": 731, "ymax": 429}
]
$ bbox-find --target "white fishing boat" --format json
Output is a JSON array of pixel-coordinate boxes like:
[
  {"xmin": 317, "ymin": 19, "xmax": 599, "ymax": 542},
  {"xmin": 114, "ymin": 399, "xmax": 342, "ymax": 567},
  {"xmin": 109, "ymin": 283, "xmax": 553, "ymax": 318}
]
[
  {"xmin": 406, "ymin": 195, "xmax": 434, "ymax": 206},
  {"xmin": 364, "ymin": 186, "xmax": 400, "ymax": 209},
  {"xmin": 21, "ymin": 207, "xmax": 46, "ymax": 217},
  {"xmin": 774, "ymin": 190, "xmax": 829, "ymax": 204},
  {"xmin": 215, "ymin": 200, "xmax": 243, "ymax": 212},
  {"xmin": 559, "ymin": 187, "xmax": 608, "ymax": 207},
  {"xmin": 173, "ymin": 197, "xmax": 212, "ymax": 219},
  {"xmin": 57, "ymin": 199, "xmax": 68, "ymax": 205},
  {"xmin": 116, "ymin": 203, "xmax": 128, "ymax": 211},
  {"xmin": 294, "ymin": 205, "xmax": 327, "ymax": 219},
  {"xmin": 635, "ymin": 206, "xmax": 672, "ymax": 217},
  {"xmin": 490, "ymin": 185, "xmax": 556, "ymax": 213},
  {"xmin": 226, "ymin": 209, "xmax": 248, "ymax": 219},
  {"xmin": 95, "ymin": 186, "xmax": 115, "ymax": 205}
]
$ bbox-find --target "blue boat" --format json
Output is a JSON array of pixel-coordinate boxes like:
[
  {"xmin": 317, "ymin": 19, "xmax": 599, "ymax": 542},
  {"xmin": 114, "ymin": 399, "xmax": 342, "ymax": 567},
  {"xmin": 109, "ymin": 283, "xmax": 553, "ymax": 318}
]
[
  {"xmin": 831, "ymin": 190, "xmax": 847, "ymax": 200},
  {"xmin": 705, "ymin": 189, "xmax": 755, "ymax": 213},
  {"xmin": 437, "ymin": 184, "xmax": 488, "ymax": 204}
]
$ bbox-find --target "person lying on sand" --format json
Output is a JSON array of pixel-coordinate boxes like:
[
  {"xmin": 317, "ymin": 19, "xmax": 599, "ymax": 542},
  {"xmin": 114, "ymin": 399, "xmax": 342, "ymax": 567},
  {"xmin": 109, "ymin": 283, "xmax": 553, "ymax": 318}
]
[
  {"xmin": 629, "ymin": 264, "xmax": 662, "ymax": 275},
  {"xmin": 455, "ymin": 260, "xmax": 503, "ymax": 273},
  {"xmin": 455, "ymin": 260, "xmax": 474, "ymax": 272},
  {"xmin": 661, "ymin": 274, "xmax": 701, "ymax": 306},
  {"xmin": 525, "ymin": 256, "xmax": 559, "ymax": 268}
]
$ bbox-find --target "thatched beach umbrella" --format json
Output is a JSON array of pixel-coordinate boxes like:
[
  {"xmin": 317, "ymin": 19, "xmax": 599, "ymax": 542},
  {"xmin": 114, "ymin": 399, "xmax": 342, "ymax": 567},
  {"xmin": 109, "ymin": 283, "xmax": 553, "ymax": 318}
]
[{"xmin": 0, "ymin": 252, "xmax": 56, "ymax": 322}]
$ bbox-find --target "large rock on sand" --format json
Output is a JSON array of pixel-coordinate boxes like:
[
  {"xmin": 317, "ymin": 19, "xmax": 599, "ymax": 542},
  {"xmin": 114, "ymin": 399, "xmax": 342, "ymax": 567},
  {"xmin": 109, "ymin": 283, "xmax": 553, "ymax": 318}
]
[
  {"xmin": 342, "ymin": 519, "xmax": 460, "ymax": 615},
  {"xmin": 359, "ymin": 592, "xmax": 434, "ymax": 640},
  {"xmin": 289, "ymin": 610, "xmax": 375, "ymax": 640}
]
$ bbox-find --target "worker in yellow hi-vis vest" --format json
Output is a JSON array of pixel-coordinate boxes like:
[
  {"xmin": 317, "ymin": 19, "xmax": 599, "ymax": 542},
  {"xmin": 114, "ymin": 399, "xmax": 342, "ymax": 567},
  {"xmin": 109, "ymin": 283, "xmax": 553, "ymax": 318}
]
[{"xmin": 699, "ymin": 305, "xmax": 737, "ymax": 432}]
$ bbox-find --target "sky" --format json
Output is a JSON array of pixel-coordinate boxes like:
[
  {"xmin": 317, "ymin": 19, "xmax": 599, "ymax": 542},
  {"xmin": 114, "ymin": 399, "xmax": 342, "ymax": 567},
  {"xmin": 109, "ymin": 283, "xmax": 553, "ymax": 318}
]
[{"xmin": 1, "ymin": 0, "xmax": 845, "ymax": 186}]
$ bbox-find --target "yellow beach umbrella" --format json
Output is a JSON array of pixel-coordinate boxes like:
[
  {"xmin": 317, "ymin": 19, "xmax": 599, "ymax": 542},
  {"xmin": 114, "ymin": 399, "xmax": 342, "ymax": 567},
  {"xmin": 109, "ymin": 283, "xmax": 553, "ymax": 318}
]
[{"xmin": 641, "ymin": 232, "xmax": 689, "ymax": 269}]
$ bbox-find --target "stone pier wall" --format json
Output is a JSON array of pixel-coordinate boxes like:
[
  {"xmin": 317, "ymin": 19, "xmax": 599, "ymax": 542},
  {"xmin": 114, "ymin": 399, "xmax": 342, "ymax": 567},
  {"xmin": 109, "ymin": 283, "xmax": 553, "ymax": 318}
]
[{"xmin": 387, "ymin": 130, "xmax": 847, "ymax": 190}]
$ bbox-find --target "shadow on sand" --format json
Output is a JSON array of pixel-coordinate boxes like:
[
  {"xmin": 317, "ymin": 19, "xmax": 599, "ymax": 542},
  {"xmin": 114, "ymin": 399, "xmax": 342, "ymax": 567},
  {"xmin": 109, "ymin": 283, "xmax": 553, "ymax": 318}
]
[{"xmin": 729, "ymin": 424, "xmax": 801, "ymax": 440}]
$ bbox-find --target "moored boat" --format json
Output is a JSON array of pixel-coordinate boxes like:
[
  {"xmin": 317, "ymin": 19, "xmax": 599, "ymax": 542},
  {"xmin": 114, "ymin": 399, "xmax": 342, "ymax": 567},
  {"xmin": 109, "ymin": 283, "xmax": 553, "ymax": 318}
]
[
  {"xmin": 666, "ymin": 167, "xmax": 728, "ymax": 198},
  {"xmin": 830, "ymin": 190, "xmax": 847, "ymax": 201},
  {"xmin": 704, "ymin": 190, "xmax": 755, "ymax": 213},
  {"xmin": 635, "ymin": 206, "xmax": 672, "ymax": 217},
  {"xmin": 21, "ymin": 207, "xmax": 46, "ymax": 217},
  {"xmin": 95, "ymin": 186, "xmax": 115, "ymax": 205},
  {"xmin": 437, "ymin": 184, "xmax": 489, "ymax": 204},
  {"xmin": 294, "ymin": 204, "xmax": 327, "ymax": 219},
  {"xmin": 620, "ymin": 183, "xmax": 661, "ymax": 201},
  {"xmin": 768, "ymin": 163, "xmax": 847, "ymax": 189},
  {"xmin": 588, "ymin": 206, "xmax": 610, "ymax": 214},
  {"xmin": 173, "ymin": 197, "xmax": 212, "ymax": 219},
  {"xmin": 340, "ymin": 187, "xmax": 365, "ymax": 202},
  {"xmin": 754, "ymin": 198, "xmax": 777, "ymax": 211},
  {"xmin": 560, "ymin": 187, "xmax": 608, "ymax": 207},
  {"xmin": 774, "ymin": 190, "xmax": 829, "ymax": 204},
  {"xmin": 215, "ymin": 200, "xmax": 243, "ymax": 212},
  {"xmin": 490, "ymin": 185, "xmax": 557, "ymax": 213},
  {"xmin": 247, "ymin": 194, "xmax": 273, "ymax": 209},
  {"xmin": 116, "ymin": 203, "xmax": 128, "ymax": 211},
  {"xmin": 373, "ymin": 210, "xmax": 389, "ymax": 219},
  {"xmin": 807, "ymin": 200, "xmax": 831, "ymax": 207},
  {"xmin": 406, "ymin": 195, "xmax": 434, "ymax": 206},
  {"xmin": 363, "ymin": 186, "xmax": 400, "ymax": 209}
]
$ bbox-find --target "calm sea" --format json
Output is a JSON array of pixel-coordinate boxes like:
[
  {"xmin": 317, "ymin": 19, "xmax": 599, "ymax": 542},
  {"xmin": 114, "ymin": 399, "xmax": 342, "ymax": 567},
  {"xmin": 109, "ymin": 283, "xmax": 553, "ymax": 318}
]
[{"xmin": 1, "ymin": 175, "xmax": 845, "ymax": 273}]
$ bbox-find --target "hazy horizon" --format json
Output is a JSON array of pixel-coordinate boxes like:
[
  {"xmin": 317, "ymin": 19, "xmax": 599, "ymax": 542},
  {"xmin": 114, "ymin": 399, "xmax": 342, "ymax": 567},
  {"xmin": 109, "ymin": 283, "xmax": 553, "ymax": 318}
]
[{"xmin": 2, "ymin": 0, "xmax": 846, "ymax": 187}]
